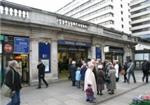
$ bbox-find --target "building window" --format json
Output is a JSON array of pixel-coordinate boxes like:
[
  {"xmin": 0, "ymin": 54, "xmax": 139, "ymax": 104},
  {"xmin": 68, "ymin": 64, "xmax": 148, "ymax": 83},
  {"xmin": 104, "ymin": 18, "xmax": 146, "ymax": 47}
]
[
  {"xmin": 121, "ymin": 18, "xmax": 123, "ymax": 21},
  {"xmin": 122, "ymin": 24, "xmax": 124, "ymax": 28},
  {"xmin": 121, "ymin": 4, "xmax": 123, "ymax": 8},
  {"xmin": 121, "ymin": 11, "xmax": 123, "ymax": 15}
]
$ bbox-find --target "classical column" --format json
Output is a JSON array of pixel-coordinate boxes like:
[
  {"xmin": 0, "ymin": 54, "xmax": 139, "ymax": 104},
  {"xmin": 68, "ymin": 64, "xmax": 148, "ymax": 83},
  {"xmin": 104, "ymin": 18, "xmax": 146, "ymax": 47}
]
[
  {"xmin": 91, "ymin": 45, "xmax": 96, "ymax": 59},
  {"xmin": 29, "ymin": 39, "xmax": 39, "ymax": 84},
  {"xmin": 124, "ymin": 46, "xmax": 132, "ymax": 62},
  {"xmin": 101, "ymin": 45, "xmax": 105, "ymax": 61},
  {"xmin": 51, "ymin": 39, "xmax": 58, "ymax": 79}
]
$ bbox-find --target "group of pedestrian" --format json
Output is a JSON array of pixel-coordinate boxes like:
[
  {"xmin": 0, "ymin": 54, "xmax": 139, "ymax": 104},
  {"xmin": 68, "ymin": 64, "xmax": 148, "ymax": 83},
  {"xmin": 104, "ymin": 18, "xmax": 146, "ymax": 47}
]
[
  {"xmin": 69, "ymin": 59, "xmax": 118, "ymax": 103},
  {"xmin": 2, "ymin": 58, "xmax": 149, "ymax": 105}
]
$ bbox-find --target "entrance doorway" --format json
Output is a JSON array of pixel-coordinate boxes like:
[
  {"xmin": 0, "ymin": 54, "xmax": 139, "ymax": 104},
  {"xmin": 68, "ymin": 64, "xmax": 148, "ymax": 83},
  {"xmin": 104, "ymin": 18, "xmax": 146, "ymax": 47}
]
[
  {"xmin": 14, "ymin": 54, "xmax": 29, "ymax": 84},
  {"xmin": 58, "ymin": 45, "xmax": 88, "ymax": 80},
  {"xmin": 105, "ymin": 53, "xmax": 123, "ymax": 65},
  {"xmin": 3, "ymin": 54, "xmax": 30, "ymax": 85}
]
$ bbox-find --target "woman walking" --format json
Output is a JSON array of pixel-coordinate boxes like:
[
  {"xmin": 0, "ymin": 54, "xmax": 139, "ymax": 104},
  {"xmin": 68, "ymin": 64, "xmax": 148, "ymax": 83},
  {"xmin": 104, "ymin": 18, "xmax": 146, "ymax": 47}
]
[{"xmin": 5, "ymin": 60, "xmax": 22, "ymax": 105}]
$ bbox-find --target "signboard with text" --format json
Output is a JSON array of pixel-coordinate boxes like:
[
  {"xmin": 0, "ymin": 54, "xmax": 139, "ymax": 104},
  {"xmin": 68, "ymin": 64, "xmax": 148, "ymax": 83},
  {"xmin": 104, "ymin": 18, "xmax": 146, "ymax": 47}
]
[{"xmin": 14, "ymin": 37, "xmax": 29, "ymax": 54}]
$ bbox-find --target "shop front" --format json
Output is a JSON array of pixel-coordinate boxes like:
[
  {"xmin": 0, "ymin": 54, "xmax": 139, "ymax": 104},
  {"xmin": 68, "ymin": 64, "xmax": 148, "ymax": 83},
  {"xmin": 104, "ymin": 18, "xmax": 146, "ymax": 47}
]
[
  {"xmin": 58, "ymin": 40, "xmax": 91, "ymax": 79},
  {"xmin": 0, "ymin": 36, "xmax": 3, "ymax": 85},
  {"xmin": 104, "ymin": 46, "xmax": 124, "ymax": 65},
  {"xmin": 2, "ymin": 35, "xmax": 30, "ymax": 85}
]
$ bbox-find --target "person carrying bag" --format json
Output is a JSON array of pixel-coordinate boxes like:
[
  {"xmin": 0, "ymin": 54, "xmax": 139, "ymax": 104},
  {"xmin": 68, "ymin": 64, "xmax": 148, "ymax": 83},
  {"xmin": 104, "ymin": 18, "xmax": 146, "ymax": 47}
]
[
  {"xmin": 1, "ymin": 69, "xmax": 14, "ymax": 98},
  {"xmin": 2, "ymin": 60, "xmax": 22, "ymax": 105}
]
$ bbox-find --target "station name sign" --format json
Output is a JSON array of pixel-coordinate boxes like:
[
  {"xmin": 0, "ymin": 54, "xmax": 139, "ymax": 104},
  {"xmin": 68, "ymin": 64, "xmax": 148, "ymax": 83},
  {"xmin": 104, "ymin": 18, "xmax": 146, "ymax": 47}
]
[{"xmin": 58, "ymin": 40, "xmax": 91, "ymax": 47}]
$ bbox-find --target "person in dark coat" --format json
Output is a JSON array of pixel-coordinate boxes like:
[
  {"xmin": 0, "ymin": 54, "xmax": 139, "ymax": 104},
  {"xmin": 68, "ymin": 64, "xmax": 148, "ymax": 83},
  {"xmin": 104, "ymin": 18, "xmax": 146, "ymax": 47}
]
[
  {"xmin": 97, "ymin": 64, "xmax": 105, "ymax": 95},
  {"xmin": 142, "ymin": 60, "xmax": 149, "ymax": 83},
  {"xmin": 37, "ymin": 61, "xmax": 48, "ymax": 89},
  {"xmin": 5, "ymin": 60, "xmax": 22, "ymax": 105},
  {"xmin": 123, "ymin": 61, "xmax": 128, "ymax": 83},
  {"xmin": 70, "ymin": 61, "xmax": 77, "ymax": 86}
]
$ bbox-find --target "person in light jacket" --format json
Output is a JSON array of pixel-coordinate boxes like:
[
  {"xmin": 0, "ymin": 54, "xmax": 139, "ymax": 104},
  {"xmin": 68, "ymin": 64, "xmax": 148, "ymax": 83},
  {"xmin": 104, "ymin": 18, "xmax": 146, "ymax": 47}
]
[
  {"xmin": 84, "ymin": 61, "xmax": 97, "ymax": 96},
  {"xmin": 127, "ymin": 60, "xmax": 136, "ymax": 84},
  {"xmin": 114, "ymin": 60, "xmax": 119, "ymax": 82},
  {"xmin": 76, "ymin": 67, "xmax": 81, "ymax": 88},
  {"xmin": 105, "ymin": 62, "xmax": 116, "ymax": 94}
]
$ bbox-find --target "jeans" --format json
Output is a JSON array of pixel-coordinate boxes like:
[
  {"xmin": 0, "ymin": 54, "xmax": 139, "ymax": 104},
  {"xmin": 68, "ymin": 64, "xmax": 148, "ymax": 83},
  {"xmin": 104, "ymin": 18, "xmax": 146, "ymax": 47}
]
[
  {"xmin": 127, "ymin": 71, "xmax": 136, "ymax": 83},
  {"xmin": 7, "ymin": 90, "xmax": 20, "ymax": 105},
  {"xmin": 86, "ymin": 95, "xmax": 95, "ymax": 101},
  {"xmin": 76, "ymin": 81, "xmax": 80, "ymax": 88}
]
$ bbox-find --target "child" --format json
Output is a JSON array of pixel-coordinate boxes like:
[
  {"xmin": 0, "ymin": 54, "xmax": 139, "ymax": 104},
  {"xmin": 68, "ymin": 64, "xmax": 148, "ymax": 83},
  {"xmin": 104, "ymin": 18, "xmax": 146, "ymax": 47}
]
[
  {"xmin": 85, "ymin": 84, "xmax": 96, "ymax": 103},
  {"xmin": 76, "ymin": 67, "xmax": 81, "ymax": 88}
]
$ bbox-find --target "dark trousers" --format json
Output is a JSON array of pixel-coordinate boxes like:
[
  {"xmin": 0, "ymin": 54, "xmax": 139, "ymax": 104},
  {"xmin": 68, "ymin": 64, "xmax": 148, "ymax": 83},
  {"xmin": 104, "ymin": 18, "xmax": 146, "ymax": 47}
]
[
  {"xmin": 127, "ymin": 71, "xmax": 136, "ymax": 83},
  {"xmin": 142, "ymin": 72, "xmax": 149, "ymax": 83},
  {"xmin": 124, "ymin": 73, "xmax": 128, "ymax": 82},
  {"xmin": 76, "ymin": 81, "xmax": 80, "ymax": 88},
  {"xmin": 72, "ymin": 81, "xmax": 76, "ymax": 86},
  {"xmin": 38, "ymin": 76, "xmax": 48, "ymax": 88}
]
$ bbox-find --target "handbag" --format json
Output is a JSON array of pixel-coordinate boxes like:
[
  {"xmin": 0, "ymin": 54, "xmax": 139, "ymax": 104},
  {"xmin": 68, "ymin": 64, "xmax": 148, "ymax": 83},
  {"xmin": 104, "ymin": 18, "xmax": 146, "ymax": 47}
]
[
  {"xmin": 1, "ymin": 84, "xmax": 12, "ymax": 97},
  {"xmin": 1, "ymin": 70, "xmax": 14, "ymax": 97}
]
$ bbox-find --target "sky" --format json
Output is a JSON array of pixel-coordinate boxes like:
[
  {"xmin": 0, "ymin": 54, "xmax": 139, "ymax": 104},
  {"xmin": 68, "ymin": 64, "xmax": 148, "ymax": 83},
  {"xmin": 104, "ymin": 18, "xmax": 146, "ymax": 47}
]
[{"xmin": 5, "ymin": 0, "xmax": 73, "ymax": 12}]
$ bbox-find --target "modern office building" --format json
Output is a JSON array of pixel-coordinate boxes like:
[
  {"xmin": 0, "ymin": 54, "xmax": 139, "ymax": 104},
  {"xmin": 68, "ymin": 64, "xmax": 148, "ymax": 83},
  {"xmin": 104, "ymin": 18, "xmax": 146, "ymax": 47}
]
[
  {"xmin": 130, "ymin": 0, "xmax": 150, "ymax": 69},
  {"xmin": 130, "ymin": 0, "xmax": 150, "ymax": 40},
  {"xmin": 57, "ymin": 0, "xmax": 131, "ymax": 34}
]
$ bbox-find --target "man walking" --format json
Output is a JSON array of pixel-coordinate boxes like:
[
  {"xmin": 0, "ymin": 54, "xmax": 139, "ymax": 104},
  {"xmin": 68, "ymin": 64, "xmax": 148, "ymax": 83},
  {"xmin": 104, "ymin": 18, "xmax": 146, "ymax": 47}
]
[
  {"xmin": 37, "ymin": 60, "xmax": 48, "ymax": 89},
  {"xmin": 142, "ymin": 60, "xmax": 149, "ymax": 83},
  {"xmin": 127, "ymin": 59, "xmax": 136, "ymax": 83}
]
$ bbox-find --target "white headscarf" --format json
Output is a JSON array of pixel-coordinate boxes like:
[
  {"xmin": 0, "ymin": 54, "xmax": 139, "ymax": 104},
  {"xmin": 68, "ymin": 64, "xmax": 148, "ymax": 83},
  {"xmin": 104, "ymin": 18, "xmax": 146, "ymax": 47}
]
[
  {"xmin": 84, "ymin": 61, "xmax": 97, "ymax": 95},
  {"xmin": 8, "ymin": 60, "xmax": 21, "ymax": 75}
]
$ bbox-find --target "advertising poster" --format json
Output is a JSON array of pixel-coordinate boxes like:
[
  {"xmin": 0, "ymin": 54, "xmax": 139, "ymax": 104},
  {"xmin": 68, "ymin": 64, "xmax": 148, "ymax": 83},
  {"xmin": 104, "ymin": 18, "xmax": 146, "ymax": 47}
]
[{"xmin": 39, "ymin": 42, "xmax": 51, "ymax": 73}]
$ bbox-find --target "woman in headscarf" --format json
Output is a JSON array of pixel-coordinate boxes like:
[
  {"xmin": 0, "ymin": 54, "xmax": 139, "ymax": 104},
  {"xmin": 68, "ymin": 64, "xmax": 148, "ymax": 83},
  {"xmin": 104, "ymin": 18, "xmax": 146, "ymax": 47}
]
[
  {"xmin": 84, "ymin": 61, "xmax": 97, "ymax": 96},
  {"xmin": 105, "ymin": 62, "xmax": 116, "ymax": 94}
]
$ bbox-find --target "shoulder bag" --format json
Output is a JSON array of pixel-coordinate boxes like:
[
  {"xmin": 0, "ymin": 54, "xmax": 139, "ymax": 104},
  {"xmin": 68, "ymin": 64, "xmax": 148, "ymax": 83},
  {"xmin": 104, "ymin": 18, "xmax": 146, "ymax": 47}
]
[{"xmin": 1, "ymin": 70, "xmax": 14, "ymax": 97}]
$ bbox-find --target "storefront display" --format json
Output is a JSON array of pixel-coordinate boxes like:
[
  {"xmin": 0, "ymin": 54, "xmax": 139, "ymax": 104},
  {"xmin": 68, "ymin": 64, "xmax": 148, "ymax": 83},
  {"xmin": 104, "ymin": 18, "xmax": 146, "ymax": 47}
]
[
  {"xmin": 58, "ymin": 40, "xmax": 91, "ymax": 79},
  {"xmin": 0, "ymin": 42, "xmax": 2, "ymax": 85},
  {"xmin": 2, "ymin": 35, "xmax": 30, "ymax": 84},
  {"xmin": 105, "ymin": 46, "xmax": 124, "ymax": 65}
]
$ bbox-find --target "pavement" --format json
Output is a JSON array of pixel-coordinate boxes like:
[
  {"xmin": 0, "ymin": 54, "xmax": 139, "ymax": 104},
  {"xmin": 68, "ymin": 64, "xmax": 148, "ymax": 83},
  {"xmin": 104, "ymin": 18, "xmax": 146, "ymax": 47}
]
[
  {"xmin": 1, "ymin": 71, "xmax": 149, "ymax": 105},
  {"xmin": 98, "ymin": 83, "xmax": 150, "ymax": 105}
]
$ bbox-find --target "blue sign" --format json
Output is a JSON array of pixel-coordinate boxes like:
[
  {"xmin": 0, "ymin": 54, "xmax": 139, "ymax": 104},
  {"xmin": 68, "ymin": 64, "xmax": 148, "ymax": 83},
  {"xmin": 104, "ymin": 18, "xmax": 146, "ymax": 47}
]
[
  {"xmin": 58, "ymin": 40, "xmax": 91, "ymax": 47},
  {"xmin": 14, "ymin": 37, "xmax": 29, "ymax": 54},
  {"xmin": 39, "ymin": 42, "xmax": 51, "ymax": 73},
  {"xmin": 96, "ymin": 47, "xmax": 101, "ymax": 59}
]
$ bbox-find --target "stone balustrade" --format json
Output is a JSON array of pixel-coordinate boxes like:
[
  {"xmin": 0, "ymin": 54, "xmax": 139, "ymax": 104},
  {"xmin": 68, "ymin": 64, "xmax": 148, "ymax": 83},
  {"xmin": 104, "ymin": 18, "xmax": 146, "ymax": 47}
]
[
  {"xmin": 0, "ymin": 0, "xmax": 137, "ymax": 44},
  {"xmin": 0, "ymin": 0, "xmax": 30, "ymax": 19},
  {"xmin": 57, "ymin": 18, "xmax": 88, "ymax": 29}
]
